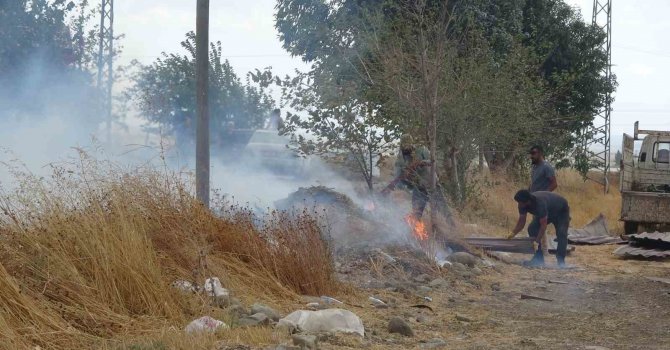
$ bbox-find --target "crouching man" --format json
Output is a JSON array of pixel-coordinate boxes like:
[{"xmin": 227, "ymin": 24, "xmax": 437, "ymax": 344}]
[{"xmin": 511, "ymin": 190, "xmax": 571, "ymax": 267}]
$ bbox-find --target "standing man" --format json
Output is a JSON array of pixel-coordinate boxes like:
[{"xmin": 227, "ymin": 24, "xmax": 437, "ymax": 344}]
[
  {"xmin": 529, "ymin": 145, "xmax": 557, "ymax": 192},
  {"xmin": 382, "ymin": 135, "xmax": 432, "ymax": 220},
  {"xmin": 510, "ymin": 190, "xmax": 571, "ymax": 267}
]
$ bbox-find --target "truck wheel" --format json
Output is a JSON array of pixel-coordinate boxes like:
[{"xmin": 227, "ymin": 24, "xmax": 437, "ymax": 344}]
[{"xmin": 624, "ymin": 221, "xmax": 639, "ymax": 235}]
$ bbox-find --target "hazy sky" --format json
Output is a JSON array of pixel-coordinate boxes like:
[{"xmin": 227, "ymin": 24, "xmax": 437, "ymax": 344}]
[{"xmin": 115, "ymin": 0, "xmax": 670, "ymax": 149}]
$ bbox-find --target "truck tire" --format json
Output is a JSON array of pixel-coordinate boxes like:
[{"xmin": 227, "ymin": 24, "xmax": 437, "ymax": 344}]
[{"xmin": 624, "ymin": 221, "xmax": 639, "ymax": 235}]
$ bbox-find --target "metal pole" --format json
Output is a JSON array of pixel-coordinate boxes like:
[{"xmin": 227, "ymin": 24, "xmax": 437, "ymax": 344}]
[
  {"xmin": 106, "ymin": 0, "xmax": 114, "ymax": 147},
  {"xmin": 195, "ymin": 0, "xmax": 210, "ymax": 206}
]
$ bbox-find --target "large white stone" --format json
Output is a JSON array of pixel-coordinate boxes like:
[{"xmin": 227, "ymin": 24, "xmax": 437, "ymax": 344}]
[{"xmin": 277, "ymin": 308, "xmax": 364, "ymax": 336}]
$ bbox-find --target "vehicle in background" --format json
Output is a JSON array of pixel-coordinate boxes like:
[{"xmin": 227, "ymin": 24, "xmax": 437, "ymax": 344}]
[
  {"xmin": 620, "ymin": 121, "xmax": 670, "ymax": 234},
  {"xmin": 243, "ymin": 129, "xmax": 307, "ymax": 178}
]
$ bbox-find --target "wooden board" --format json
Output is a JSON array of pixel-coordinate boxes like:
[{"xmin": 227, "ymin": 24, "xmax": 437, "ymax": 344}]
[{"xmin": 465, "ymin": 237, "xmax": 536, "ymax": 254}]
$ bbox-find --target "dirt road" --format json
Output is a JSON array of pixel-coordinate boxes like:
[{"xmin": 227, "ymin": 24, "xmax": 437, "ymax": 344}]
[{"xmin": 326, "ymin": 245, "xmax": 670, "ymax": 350}]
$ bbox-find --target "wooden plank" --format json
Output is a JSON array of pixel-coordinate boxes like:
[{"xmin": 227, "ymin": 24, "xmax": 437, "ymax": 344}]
[
  {"xmin": 646, "ymin": 277, "xmax": 670, "ymax": 285},
  {"xmin": 520, "ymin": 294, "xmax": 553, "ymax": 302},
  {"xmin": 465, "ymin": 237, "xmax": 536, "ymax": 254},
  {"xmin": 548, "ymin": 280, "xmax": 569, "ymax": 285}
]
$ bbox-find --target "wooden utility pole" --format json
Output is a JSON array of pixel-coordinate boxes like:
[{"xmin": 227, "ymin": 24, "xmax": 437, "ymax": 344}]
[{"xmin": 195, "ymin": 0, "xmax": 210, "ymax": 206}]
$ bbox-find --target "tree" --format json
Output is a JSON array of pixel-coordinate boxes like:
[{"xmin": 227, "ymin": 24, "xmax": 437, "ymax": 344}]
[
  {"xmin": 0, "ymin": 0, "xmax": 101, "ymax": 126},
  {"xmin": 280, "ymin": 70, "xmax": 399, "ymax": 192},
  {"xmin": 129, "ymin": 32, "xmax": 276, "ymax": 154},
  {"xmin": 274, "ymin": 0, "xmax": 616, "ymax": 173}
]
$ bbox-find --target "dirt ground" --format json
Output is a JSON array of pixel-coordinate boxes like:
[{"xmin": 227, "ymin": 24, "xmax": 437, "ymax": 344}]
[{"xmin": 306, "ymin": 245, "xmax": 670, "ymax": 350}]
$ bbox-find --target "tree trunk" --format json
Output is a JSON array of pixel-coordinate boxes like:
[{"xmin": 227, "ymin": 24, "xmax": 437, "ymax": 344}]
[
  {"xmin": 450, "ymin": 149, "xmax": 462, "ymax": 204},
  {"xmin": 484, "ymin": 147, "xmax": 518, "ymax": 174},
  {"xmin": 478, "ymin": 147, "xmax": 485, "ymax": 173}
]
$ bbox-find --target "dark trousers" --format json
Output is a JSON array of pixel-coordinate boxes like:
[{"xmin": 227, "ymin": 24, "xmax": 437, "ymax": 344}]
[
  {"xmin": 528, "ymin": 209, "xmax": 571, "ymax": 263},
  {"xmin": 411, "ymin": 185, "xmax": 455, "ymax": 226},
  {"xmin": 412, "ymin": 187, "xmax": 429, "ymax": 218}
]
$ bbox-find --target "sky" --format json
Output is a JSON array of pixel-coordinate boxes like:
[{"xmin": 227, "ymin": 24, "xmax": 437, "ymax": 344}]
[{"xmin": 115, "ymin": 0, "xmax": 670, "ymax": 151}]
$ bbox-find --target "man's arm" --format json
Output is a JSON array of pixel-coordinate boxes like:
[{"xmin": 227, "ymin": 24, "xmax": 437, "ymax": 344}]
[
  {"xmin": 535, "ymin": 216, "xmax": 549, "ymax": 243},
  {"xmin": 511, "ymin": 214, "xmax": 527, "ymax": 236},
  {"xmin": 547, "ymin": 176, "xmax": 557, "ymax": 192}
]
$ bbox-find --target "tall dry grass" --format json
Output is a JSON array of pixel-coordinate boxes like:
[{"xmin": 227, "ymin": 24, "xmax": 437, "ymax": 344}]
[
  {"xmin": 461, "ymin": 169, "xmax": 623, "ymax": 235},
  {"xmin": 0, "ymin": 153, "xmax": 336, "ymax": 349}
]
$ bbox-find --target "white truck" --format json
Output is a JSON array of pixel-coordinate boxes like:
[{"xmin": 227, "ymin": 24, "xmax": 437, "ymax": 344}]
[{"xmin": 620, "ymin": 121, "xmax": 670, "ymax": 234}]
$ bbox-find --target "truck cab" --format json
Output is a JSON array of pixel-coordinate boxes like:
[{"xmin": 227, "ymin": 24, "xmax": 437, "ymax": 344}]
[{"xmin": 620, "ymin": 122, "xmax": 670, "ymax": 234}]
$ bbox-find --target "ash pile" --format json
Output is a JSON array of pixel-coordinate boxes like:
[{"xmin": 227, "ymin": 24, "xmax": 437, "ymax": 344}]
[
  {"xmin": 274, "ymin": 186, "xmax": 413, "ymax": 250},
  {"xmin": 274, "ymin": 186, "xmax": 488, "ymax": 287}
]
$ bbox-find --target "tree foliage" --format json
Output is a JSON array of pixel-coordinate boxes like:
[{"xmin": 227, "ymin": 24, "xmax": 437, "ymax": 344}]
[
  {"xmin": 274, "ymin": 0, "xmax": 616, "ymax": 201},
  {"xmin": 280, "ymin": 69, "xmax": 399, "ymax": 191},
  {"xmin": 0, "ymin": 0, "xmax": 101, "ymax": 125},
  {"xmin": 129, "ymin": 32, "xmax": 276, "ymax": 152}
]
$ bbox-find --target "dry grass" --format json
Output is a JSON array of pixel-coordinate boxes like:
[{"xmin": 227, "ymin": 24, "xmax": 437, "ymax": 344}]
[
  {"xmin": 461, "ymin": 168, "xmax": 623, "ymax": 235},
  {"xmin": 0, "ymin": 153, "xmax": 336, "ymax": 349}
]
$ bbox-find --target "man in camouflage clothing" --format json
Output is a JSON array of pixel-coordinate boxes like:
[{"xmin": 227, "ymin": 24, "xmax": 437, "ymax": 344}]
[{"xmin": 382, "ymin": 135, "xmax": 438, "ymax": 220}]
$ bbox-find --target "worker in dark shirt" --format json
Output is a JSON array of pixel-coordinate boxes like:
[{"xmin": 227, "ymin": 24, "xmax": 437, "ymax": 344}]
[
  {"xmin": 509, "ymin": 190, "xmax": 571, "ymax": 267},
  {"xmin": 529, "ymin": 145, "xmax": 557, "ymax": 193}
]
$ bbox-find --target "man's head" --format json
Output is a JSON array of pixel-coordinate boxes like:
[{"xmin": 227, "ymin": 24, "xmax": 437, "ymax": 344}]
[
  {"xmin": 514, "ymin": 189, "xmax": 534, "ymax": 208},
  {"xmin": 529, "ymin": 145, "xmax": 544, "ymax": 164},
  {"xmin": 400, "ymin": 134, "xmax": 415, "ymax": 156}
]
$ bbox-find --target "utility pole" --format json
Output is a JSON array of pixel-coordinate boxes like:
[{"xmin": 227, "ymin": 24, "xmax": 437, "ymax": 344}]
[
  {"xmin": 195, "ymin": 0, "xmax": 210, "ymax": 206},
  {"xmin": 97, "ymin": 0, "xmax": 114, "ymax": 147},
  {"xmin": 584, "ymin": 0, "xmax": 612, "ymax": 193}
]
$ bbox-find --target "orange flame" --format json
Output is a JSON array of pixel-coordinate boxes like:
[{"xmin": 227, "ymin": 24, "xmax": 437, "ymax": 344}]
[{"xmin": 404, "ymin": 214, "xmax": 428, "ymax": 241}]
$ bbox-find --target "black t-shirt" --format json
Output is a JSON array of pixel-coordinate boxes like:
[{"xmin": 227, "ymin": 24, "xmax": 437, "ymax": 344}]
[{"xmin": 518, "ymin": 191, "xmax": 569, "ymax": 222}]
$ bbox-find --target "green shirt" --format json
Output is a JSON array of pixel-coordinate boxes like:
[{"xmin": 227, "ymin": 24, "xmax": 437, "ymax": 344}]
[{"xmin": 394, "ymin": 146, "xmax": 431, "ymax": 190}]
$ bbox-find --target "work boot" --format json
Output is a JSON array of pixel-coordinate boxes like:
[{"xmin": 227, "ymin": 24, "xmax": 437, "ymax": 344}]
[
  {"xmin": 523, "ymin": 250, "xmax": 545, "ymax": 268},
  {"xmin": 556, "ymin": 256, "xmax": 566, "ymax": 268}
]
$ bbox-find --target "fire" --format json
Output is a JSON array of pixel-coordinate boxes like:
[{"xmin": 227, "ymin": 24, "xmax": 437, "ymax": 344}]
[{"xmin": 404, "ymin": 214, "xmax": 428, "ymax": 241}]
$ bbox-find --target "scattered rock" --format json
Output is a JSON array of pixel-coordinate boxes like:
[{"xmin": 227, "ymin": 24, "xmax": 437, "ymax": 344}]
[
  {"xmin": 266, "ymin": 346, "xmax": 300, "ymax": 350},
  {"xmin": 319, "ymin": 296, "xmax": 344, "ymax": 305},
  {"xmin": 278, "ymin": 309, "xmax": 364, "ymax": 336},
  {"xmin": 221, "ymin": 345, "xmax": 251, "ymax": 350},
  {"xmin": 225, "ymin": 304, "xmax": 249, "ymax": 318},
  {"xmin": 185, "ymin": 316, "xmax": 227, "ymax": 333},
  {"xmin": 428, "ymin": 278, "xmax": 448, "ymax": 289},
  {"xmin": 417, "ymin": 286, "xmax": 433, "ymax": 294},
  {"xmin": 455, "ymin": 313, "xmax": 474, "ymax": 323},
  {"xmin": 238, "ymin": 313, "xmax": 270, "ymax": 327},
  {"xmin": 490, "ymin": 283, "xmax": 501, "ymax": 292},
  {"xmin": 387, "ymin": 317, "xmax": 413, "ymax": 337},
  {"xmin": 436, "ymin": 260, "xmax": 452, "ymax": 268},
  {"xmin": 306, "ymin": 302, "xmax": 324, "ymax": 311},
  {"xmin": 300, "ymin": 295, "xmax": 322, "ymax": 304},
  {"xmin": 447, "ymin": 252, "xmax": 479, "ymax": 267},
  {"xmin": 369, "ymin": 296, "xmax": 388, "ymax": 308},
  {"xmin": 414, "ymin": 274, "xmax": 431, "ymax": 283},
  {"xmin": 172, "ymin": 280, "xmax": 197, "ymax": 293},
  {"xmin": 292, "ymin": 334, "xmax": 318, "ymax": 350},
  {"xmin": 372, "ymin": 248, "xmax": 397, "ymax": 264},
  {"xmin": 204, "ymin": 277, "xmax": 230, "ymax": 298},
  {"xmin": 251, "ymin": 303, "xmax": 281, "ymax": 321},
  {"xmin": 471, "ymin": 267, "xmax": 483, "ymax": 276},
  {"xmin": 584, "ymin": 346, "xmax": 611, "ymax": 350},
  {"xmin": 203, "ymin": 277, "xmax": 230, "ymax": 308},
  {"xmin": 480, "ymin": 259, "xmax": 496, "ymax": 268},
  {"xmin": 420, "ymin": 338, "xmax": 448, "ymax": 349},
  {"xmin": 450, "ymin": 263, "xmax": 472, "ymax": 278}
]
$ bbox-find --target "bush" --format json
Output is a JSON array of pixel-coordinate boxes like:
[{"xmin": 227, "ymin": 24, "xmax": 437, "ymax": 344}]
[{"xmin": 0, "ymin": 153, "xmax": 336, "ymax": 349}]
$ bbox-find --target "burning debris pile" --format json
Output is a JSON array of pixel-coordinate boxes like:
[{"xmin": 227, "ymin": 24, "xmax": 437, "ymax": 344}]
[
  {"xmin": 275, "ymin": 186, "xmax": 415, "ymax": 249},
  {"xmin": 275, "ymin": 186, "xmax": 364, "ymax": 217}
]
